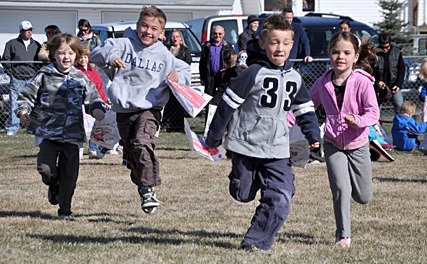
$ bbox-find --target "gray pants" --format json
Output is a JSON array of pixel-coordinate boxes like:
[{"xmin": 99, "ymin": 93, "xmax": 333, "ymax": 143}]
[{"xmin": 324, "ymin": 142, "xmax": 373, "ymax": 240}]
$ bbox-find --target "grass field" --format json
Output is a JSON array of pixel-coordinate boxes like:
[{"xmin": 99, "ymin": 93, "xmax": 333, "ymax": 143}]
[{"xmin": 0, "ymin": 127, "xmax": 426, "ymax": 263}]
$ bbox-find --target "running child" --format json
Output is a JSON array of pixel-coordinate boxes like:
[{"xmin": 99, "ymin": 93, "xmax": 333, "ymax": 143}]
[
  {"xmin": 309, "ymin": 32, "xmax": 380, "ymax": 247},
  {"xmin": 205, "ymin": 14, "xmax": 320, "ymax": 252},
  {"xmin": 16, "ymin": 33, "xmax": 107, "ymax": 219},
  {"xmin": 90, "ymin": 6, "xmax": 191, "ymax": 214}
]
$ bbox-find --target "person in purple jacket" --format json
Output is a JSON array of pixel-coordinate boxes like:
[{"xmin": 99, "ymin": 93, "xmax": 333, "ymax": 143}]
[{"xmin": 310, "ymin": 32, "xmax": 380, "ymax": 248}]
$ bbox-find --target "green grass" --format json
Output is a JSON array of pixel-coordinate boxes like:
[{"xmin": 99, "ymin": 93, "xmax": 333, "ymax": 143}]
[{"xmin": 0, "ymin": 128, "xmax": 426, "ymax": 263}]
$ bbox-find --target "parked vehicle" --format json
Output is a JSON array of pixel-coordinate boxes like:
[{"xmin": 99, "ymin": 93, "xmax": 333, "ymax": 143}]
[
  {"xmin": 91, "ymin": 21, "xmax": 203, "ymax": 91},
  {"xmin": 185, "ymin": 15, "xmax": 249, "ymax": 51}
]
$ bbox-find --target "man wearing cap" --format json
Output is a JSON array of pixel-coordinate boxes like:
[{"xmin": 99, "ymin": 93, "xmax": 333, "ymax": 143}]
[
  {"xmin": 238, "ymin": 15, "xmax": 259, "ymax": 52},
  {"xmin": 2, "ymin": 20, "xmax": 41, "ymax": 135}
]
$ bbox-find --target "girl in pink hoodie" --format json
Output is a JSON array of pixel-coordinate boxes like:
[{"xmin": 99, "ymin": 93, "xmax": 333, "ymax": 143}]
[{"xmin": 309, "ymin": 32, "xmax": 380, "ymax": 248}]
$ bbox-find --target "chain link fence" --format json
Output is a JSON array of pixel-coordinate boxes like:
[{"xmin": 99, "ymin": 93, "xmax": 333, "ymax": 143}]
[{"xmin": 1, "ymin": 57, "xmax": 425, "ymax": 133}]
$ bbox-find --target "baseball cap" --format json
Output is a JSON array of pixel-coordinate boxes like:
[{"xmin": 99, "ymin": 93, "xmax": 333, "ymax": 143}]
[
  {"xmin": 19, "ymin": 21, "xmax": 33, "ymax": 31},
  {"xmin": 236, "ymin": 51, "xmax": 248, "ymax": 68}
]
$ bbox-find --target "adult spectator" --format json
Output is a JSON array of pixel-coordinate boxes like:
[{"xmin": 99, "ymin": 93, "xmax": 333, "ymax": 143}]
[
  {"xmin": 38, "ymin": 25, "xmax": 61, "ymax": 61},
  {"xmin": 282, "ymin": 8, "xmax": 313, "ymax": 62},
  {"xmin": 2, "ymin": 20, "xmax": 41, "ymax": 135},
  {"xmin": 238, "ymin": 15, "xmax": 259, "ymax": 52},
  {"xmin": 162, "ymin": 29, "xmax": 192, "ymax": 132},
  {"xmin": 199, "ymin": 25, "xmax": 234, "ymax": 98},
  {"xmin": 339, "ymin": 20, "xmax": 353, "ymax": 33},
  {"xmin": 373, "ymin": 32, "xmax": 405, "ymax": 114},
  {"xmin": 77, "ymin": 19, "xmax": 101, "ymax": 51}
]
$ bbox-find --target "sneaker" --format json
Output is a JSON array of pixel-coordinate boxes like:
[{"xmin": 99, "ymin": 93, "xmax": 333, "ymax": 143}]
[
  {"xmin": 58, "ymin": 209, "xmax": 74, "ymax": 220},
  {"xmin": 88, "ymin": 150, "xmax": 98, "ymax": 159},
  {"xmin": 138, "ymin": 186, "xmax": 159, "ymax": 214},
  {"xmin": 240, "ymin": 241, "xmax": 262, "ymax": 252},
  {"xmin": 48, "ymin": 185, "xmax": 59, "ymax": 205},
  {"xmin": 335, "ymin": 237, "xmax": 351, "ymax": 248},
  {"xmin": 96, "ymin": 146, "xmax": 109, "ymax": 159},
  {"xmin": 6, "ymin": 131, "xmax": 16, "ymax": 136}
]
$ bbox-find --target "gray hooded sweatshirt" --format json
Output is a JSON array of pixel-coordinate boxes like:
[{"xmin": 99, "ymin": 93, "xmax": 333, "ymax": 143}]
[{"xmin": 90, "ymin": 27, "xmax": 191, "ymax": 113}]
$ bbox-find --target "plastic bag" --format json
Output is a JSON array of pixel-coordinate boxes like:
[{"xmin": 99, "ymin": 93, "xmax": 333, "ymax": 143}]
[
  {"xmin": 90, "ymin": 109, "xmax": 120, "ymax": 149},
  {"xmin": 167, "ymin": 80, "xmax": 212, "ymax": 118}
]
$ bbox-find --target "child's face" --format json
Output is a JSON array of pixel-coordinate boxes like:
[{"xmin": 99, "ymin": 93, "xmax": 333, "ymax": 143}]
[
  {"xmin": 78, "ymin": 54, "xmax": 89, "ymax": 67},
  {"xmin": 54, "ymin": 43, "xmax": 76, "ymax": 73},
  {"xmin": 258, "ymin": 29, "xmax": 293, "ymax": 67},
  {"xmin": 137, "ymin": 16, "xmax": 164, "ymax": 46},
  {"xmin": 329, "ymin": 39, "xmax": 359, "ymax": 75}
]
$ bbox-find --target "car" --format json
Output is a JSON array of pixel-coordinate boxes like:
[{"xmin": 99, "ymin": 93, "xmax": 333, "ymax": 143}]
[
  {"xmin": 91, "ymin": 21, "xmax": 203, "ymax": 91},
  {"xmin": 185, "ymin": 15, "xmax": 249, "ymax": 51}
]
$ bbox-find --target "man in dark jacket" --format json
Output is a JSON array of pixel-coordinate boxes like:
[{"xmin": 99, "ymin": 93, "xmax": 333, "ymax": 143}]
[
  {"xmin": 2, "ymin": 20, "xmax": 41, "ymax": 135},
  {"xmin": 238, "ymin": 15, "xmax": 259, "ymax": 52},
  {"xmin": 282, "ymin": 8, "xmax": 313, "ymax": 63},
  {"xmin": 373, "ymin": 33, "xmax": 405, "ymax": 114}
]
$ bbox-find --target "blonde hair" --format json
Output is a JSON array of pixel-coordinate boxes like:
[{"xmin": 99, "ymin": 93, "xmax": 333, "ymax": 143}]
[
  {"xmin": 400, "ymin": 101, "xmax": 416, "ymax": 115},
  {"xmin": 138, "ymin": 6, "xmax": 167, "ymax": 29},
  {"xmin": 419, "ymin": 58, "xmax": 427, "ymax": 80},
  {"xmin": 47, "ymin": 33, "xmax": 86, "ymax": 62}
]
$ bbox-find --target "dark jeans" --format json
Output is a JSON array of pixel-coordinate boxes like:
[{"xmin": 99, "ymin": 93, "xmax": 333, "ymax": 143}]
[
  {"xmin": 229, "ymin": 152, "xmax": 295, "ymax": 250},
  {"xmin": 37, "ymin": 139, "xmax": 80, "ymax": 214},
  {"xmin": 116, "ymin": 109, "xmax": 161, "ymax": 187}
]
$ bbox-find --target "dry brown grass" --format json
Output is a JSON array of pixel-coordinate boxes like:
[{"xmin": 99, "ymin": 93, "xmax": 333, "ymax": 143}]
[{"xmin": 0, "ymin": 129, "xmax": 426, "ymax": 263}]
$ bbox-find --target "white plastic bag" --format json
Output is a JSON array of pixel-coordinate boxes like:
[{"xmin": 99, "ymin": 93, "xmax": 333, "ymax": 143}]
[
  {"xmin": 167, "ymin": 80, "xmax": 212, "ymax": 118},
  {"xmin": 90, "ymin": 109, "xmax": 120, "ymax": 149}
]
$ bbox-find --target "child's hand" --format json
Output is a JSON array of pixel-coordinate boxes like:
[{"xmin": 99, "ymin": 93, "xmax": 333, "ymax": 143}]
[
  {"xmin": 309, "ymin": 142, "xmax": 320, "ymax": 150},
  {"xmin": 20, "ymin": 112, "xmax": 30, "ymax": 126},
  {"xmin": 92, "ymin": 109, "xmax": 105, "ymax": 121},
  {"xmin": 345, "ymin": 114, "xmax": 356, "ymax": 125},
  {"xmin": 111, "ymin": 58, "xmax": 125, "ymax": 68},
  {"xmin": 167, "ymin": 71, "xmax": 179, "ymax": 83}
]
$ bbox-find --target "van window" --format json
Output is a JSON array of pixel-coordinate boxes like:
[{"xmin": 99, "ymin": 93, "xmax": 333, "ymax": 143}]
[{"xmin": 211, "ymin": 20, "xmax": 239, "ymax": 48}]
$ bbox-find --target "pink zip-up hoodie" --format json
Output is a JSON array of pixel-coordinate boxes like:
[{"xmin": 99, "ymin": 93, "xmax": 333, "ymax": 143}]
[{"xmin": 310, "ymin": 69, "xmax": 380, "ymax": 150}]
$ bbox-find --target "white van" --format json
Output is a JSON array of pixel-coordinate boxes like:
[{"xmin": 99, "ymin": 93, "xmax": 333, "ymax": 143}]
[
  {"xmin": 185, "ymin": 15, "xmax": 249, "ymax": 51},
  {"xmin": 91, "ymin": 21, "xmax": 203, "ymax": 90}
]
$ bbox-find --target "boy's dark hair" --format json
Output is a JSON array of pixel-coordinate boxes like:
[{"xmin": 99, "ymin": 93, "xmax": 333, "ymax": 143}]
[
  {"xmin": 260, "ymin": 14, "xmax": 293, "ymax": 39},
  {"xmin": 138, "ymin": 6, "xmax": 167, "ymax": 29},
  {"xmin": 47, "ymin": 33, "xmax": 86, "ymax": 62},
  {"xmin": 378, "ymin": 33, "xmax": 392, "ymax": 44}
]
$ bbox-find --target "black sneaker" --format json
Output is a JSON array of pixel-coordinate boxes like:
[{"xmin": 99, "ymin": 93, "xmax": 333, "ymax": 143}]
[
  {"xmin": 48, "ymin": 185, "xmax": 59, "ymax": 205},
  {"xmin": 58, "ymin": 209, "xmax": 74, "ymax": 220},
  {"xmin": 240, "ymin": 241, "xmax": 262, "ymax": 252},
  {"xmin": 138, "ymin": 186, "xmax": 159, "ymax": 214}
]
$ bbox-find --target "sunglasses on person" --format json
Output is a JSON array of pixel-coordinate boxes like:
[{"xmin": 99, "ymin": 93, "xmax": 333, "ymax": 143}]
[
  {"xmin": 213, "ymin": 32, "xmax": 223, "ymax": 36},
  {"xmin": 380, "ymin": 44, "xmax": 391, "ymax": 51},
  {"xmin": 79, "ymin": 27, "xmax": 90, "ymax": 33}
]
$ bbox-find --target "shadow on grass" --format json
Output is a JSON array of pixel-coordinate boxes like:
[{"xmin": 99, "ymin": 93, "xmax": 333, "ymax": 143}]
[
  {"xmin": 0, "ymin": 210, "xmax": 53, "ymax": 219},
  {"xmin": 373, "ymin": 176, "xmax": 427, "ymax": 183},
  {"xmin": 157, "ymin": 147, "xmax": 190, "ymax": 152},
  {"xmin": 27, "ymin": 226, "xmax": 237, "ymax": 249},
  {"xmin": 277, "ymin": 232, "xmax": 328, "ymax": 245}
]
